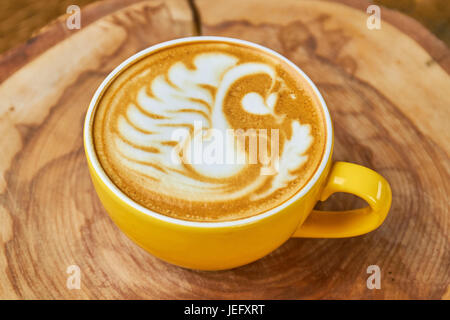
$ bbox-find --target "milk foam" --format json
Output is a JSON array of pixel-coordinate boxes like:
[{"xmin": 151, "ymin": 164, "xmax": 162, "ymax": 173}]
[{"xmin": 94, "ymin": 42, "xmax": 325, "ymax": 221}]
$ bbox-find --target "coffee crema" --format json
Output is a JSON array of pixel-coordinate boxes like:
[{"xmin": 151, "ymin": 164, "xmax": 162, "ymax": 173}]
[{"xmin": 93, "ymin": 41, "xmax": 326, "ymax": 222}]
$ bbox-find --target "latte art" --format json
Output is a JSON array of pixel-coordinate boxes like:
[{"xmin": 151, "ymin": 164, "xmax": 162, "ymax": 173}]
[{"xmin": 93, "ymin": 41, "xmax": 326, "ymax": 221}]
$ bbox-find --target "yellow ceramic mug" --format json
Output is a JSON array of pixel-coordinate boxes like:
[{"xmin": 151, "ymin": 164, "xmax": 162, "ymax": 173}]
[{"xmin": 84, "ymin": 37, "xmax": 392, "ymax": 271}]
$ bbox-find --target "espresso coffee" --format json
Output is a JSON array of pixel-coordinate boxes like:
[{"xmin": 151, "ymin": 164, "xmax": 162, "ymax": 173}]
[{"xmin": 93, "ymin": 40, "xmax": 326, "ymax": 222}]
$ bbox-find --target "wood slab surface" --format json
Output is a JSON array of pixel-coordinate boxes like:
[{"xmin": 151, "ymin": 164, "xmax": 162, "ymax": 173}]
[{"xmin": 0, "ymin": 0, "xmax": 448, "ymax": 299}]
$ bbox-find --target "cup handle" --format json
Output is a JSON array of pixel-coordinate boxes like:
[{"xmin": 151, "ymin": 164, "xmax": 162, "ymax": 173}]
[{"xmin": 292, "ymin": 161, "xmax": 392, "ymax": 238}]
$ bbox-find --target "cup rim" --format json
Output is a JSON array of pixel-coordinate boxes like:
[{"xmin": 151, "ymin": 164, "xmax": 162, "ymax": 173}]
[{"xmin": 84, "ymin": 36, "xmax": 333, "ymax": 228}]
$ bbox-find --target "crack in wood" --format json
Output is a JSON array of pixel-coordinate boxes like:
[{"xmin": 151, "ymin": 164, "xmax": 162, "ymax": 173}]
[{"xmin": 188, "ymin": 0, "xmax": 202, "ymax": 35}]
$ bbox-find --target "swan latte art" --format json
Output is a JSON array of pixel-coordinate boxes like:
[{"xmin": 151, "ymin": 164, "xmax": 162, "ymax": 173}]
[{"xmin": 93, "ymin": 40, "xmax": 327, "ymax": 222}]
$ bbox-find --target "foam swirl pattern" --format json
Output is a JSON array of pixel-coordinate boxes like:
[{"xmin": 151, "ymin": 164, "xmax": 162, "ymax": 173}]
[{"xmin": 93, "ymin": 42, "xmax": 326, "ymax": 221}]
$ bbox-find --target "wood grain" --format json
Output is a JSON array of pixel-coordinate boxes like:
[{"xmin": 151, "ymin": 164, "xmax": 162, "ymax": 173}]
[{"xmin": 0, "ymin": 0, "xmax": 448, "ymax": 299}]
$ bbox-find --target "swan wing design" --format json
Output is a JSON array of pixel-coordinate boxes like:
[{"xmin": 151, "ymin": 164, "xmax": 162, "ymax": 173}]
[{"xmin": 251, "ymin": 120, "xmax": 313, "ymax": 200}]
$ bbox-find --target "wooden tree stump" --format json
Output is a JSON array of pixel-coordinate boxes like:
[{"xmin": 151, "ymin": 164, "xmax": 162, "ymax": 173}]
[{"xmin": 0, "ymin": 0, "xmax": 448, "ymax": 299}]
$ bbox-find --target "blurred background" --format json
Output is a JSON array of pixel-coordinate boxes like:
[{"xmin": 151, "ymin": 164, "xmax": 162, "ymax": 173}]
[{"xmin": 0, "ymin": 0, "xmax": 449, "ymax": 54}]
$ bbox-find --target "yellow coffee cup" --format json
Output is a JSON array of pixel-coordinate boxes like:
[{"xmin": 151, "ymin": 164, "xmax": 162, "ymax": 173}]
[{"xmin": 84, "ymin": 37, "xmax": 391, "ymax": 270}]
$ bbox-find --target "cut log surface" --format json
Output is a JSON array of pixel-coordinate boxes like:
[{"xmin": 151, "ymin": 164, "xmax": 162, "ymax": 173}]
[{"xmin": 0, "ymin": 0, "xmax": 448, "ymax": 299}]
